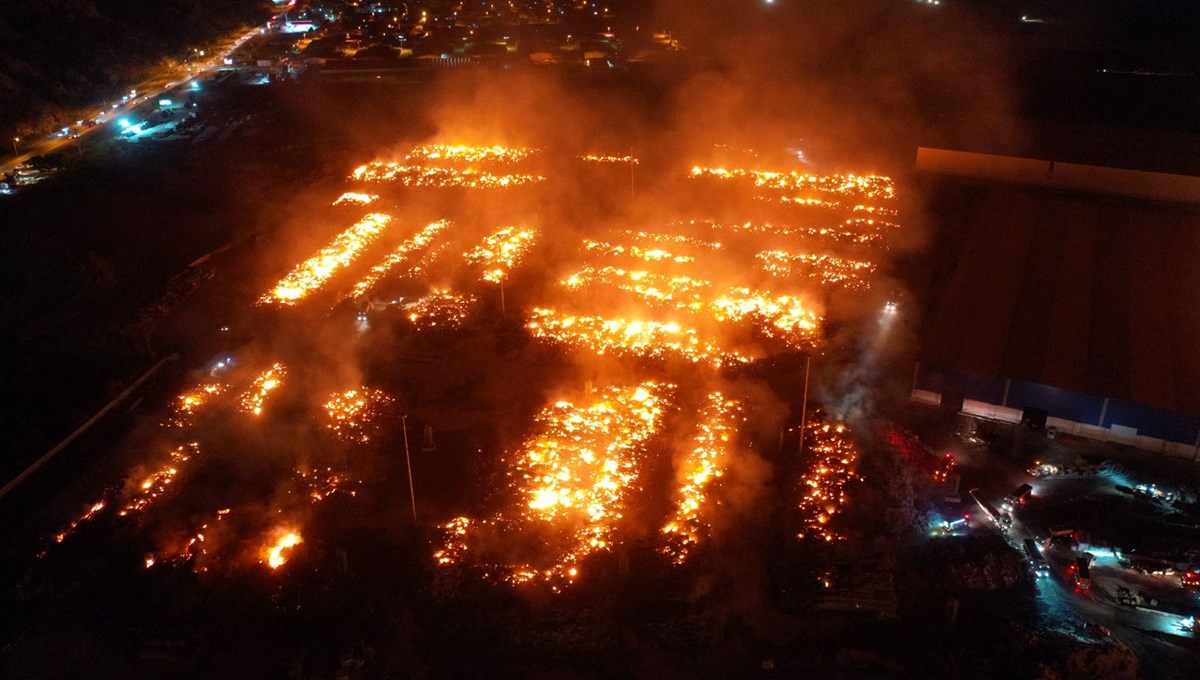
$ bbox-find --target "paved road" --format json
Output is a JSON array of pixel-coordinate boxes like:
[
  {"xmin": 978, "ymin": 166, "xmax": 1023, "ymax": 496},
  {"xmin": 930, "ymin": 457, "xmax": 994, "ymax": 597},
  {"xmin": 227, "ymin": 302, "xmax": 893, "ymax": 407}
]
[{"xmin": 2, "ymin": 9, "xmax": 290, "ymax": 176}]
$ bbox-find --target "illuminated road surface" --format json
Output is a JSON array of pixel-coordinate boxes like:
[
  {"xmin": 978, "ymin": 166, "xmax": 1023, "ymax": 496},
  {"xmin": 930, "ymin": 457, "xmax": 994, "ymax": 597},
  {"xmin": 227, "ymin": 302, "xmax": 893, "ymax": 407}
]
[{"xmin": 1, "ymin": 7, "xmax": 292, "ymax": 175}]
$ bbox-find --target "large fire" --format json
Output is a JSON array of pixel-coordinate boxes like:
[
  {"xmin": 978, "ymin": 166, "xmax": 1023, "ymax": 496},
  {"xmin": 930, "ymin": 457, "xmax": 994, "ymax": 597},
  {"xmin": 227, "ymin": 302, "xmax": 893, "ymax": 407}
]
[
  {"xmin": 435, "ymin": 382, "xmax": 670, "ymax": 589},
  {"xmin": 42, "ymin": 140, "xmax": 903, "ymax": 594},
  {"xmin": 263, "ymin": 530, "xmax": 303, "ymax": 569},
  {"xmin": 661, "ymin": 393, "xmax": 743, "ymax": 564},
  {"xmin": 526, "ymin": 307, "xmax": 750, "ymax": 367},
  {"xmin": 405, "ymin": 143, "xmax": 538, "ymax": 165},
  {"xmin": 260, "ymin": 213, "xmax": 392, "ymax": 305},
  {"xmin": 352, "ymin": 143, "xmax": 544, "ymax": 188},
  {"xmin": 349, "ymin": 219, "xmax": 451, "ymax": 299},
  {"xmin": 350, "ymin": 165, "xmax": 545, "ymax": 188},
  {"xmin": 332, "ymin": 191, "xmax": 377, "ymax": 206},
  {"xmin": 464, "ymin": 226, "xmax": 538, "ymax": 283}
]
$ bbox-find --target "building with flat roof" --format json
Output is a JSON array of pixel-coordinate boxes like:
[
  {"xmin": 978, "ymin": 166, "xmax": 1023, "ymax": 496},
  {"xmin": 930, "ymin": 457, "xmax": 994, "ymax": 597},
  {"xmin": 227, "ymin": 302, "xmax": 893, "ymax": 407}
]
[{"xmin": 911, "ymin": 133, "xmax": 1200, "ymax": 456}]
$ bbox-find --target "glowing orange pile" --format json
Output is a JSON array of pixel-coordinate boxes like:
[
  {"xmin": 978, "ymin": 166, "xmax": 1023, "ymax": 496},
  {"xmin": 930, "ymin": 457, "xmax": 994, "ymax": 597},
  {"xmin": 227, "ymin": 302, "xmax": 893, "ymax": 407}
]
[
  {"xmin": 701, "ymin": 219, "xmax": 885, "ymax": 248},
  {"xmin": 352, "ymin": 164, "xmax": 543, "ymax": 188},
  {"xmin": 323, "ymin": 388, "xmax": 393, "ymax": 443},
  {"xmin": 352, "ymin": 143, "xmax": 544, "ymax": 188},
  {"xmin": 162, "ymin": 382, "xmax": 225, "ymax": 427},
  {"xmin": 238, "ymin": 363, "xmax": 286, "ymax": 416},
  {"xmin": 464, "ymin": 226, "xmax": 537, "ymax": 283},
  {"xmin": 405, "ymin": 144, "xmax": 538, "ymax": 165},
  {"xmin": 527, "ymin": 308, "xmax": 749, "ymax": 367},
  {"xmin": 583, "ymin": 240, "xmax": 696, "ymax": 264},
  {"xmin": 560, "ymin": 267, "xmax": 821, "ymax": 350},
  {"xmin": 619, "ymin": 229, "xmax": 724, "ymax": 251},
  {"xmin": 350, "ymin": 219, "xmax": 451, "ymax": 298},
  {"xmin": 401, "ymin": 290, "xmax": 477, "ymax": 328},
  {"xmin": 119, "ymin": 442, "xmax": 201, "ymax": 516},
  {"xmin": 578, "ymin": 153, "xmax": 639, "ymax": 164},
  {"xmin": 797, "ymin": 418, "xmax": 861, "ymax": 542},
  {"xmin": 757, "ymin": 250, "xmax": 876, "ymax": 289},
  {"xmin": 260, "ymin": 213, "xmax": 392, "ymax": 305},
  {"xmin": 661, "ymin": 393, "xmax": 743, "ymax": 564},
  {"xmin": 689, "ymin": 166, "xmax": 896, "ymax": 201},
  {"xmin": 332, "ymin": 191, "xmax": 377, "ymax": 206},
  {"xmin": 435, "ymin": 382, "xmax": 670, "ymax": 589},
  {"xmin": 263, "ymin": 530, "xmax": 302, "ymax": 569}
]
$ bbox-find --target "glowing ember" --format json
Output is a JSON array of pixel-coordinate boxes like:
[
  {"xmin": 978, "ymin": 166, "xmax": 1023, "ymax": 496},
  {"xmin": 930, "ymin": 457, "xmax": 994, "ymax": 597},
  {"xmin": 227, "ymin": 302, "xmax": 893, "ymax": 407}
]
[
  {"xmin": 296, "ymin": 466, "xmax": 360, "ymax": 502},
  {"xmin": 350, "ymin": 219, "xmax": 451, "ymax": 298},
  {"xmin": 351, "ymin": 164, "xmax": 543, "ymax": 188},
  {"xmin": 583, "ymin": 240, "xmax": 696, "ymax": 264},
  {"xmin": 153, "ymin": 508, "xmax": 231, "ymax": 569},
  {"xmin": 578, "ymin": 153, "xmax": 639, "ymax": 164},
  {"xmin": 464, "ymin": 226, "xmax": 537, "ymax": 283},
  {"xmin": 756, "ymin": 250, "xmax": 876, "ymax": 289},
  {"xmin": 797, "ymin": 417, "xmax": 861, "ymax": 542},
  {"xmin": 563, "ymin": 266, "xmax": 712, "ymax": 308},
  {"xmin": 560, "ymin": 267, "xmax": 821, "ymax": 350},
  {"xmin": 238, "ymin": 363, "xmax": 286, "ymax": 416},
  {"xmin": 402, "ymin": 290, "xmax": 477, "ymax": 328},
  {"xmin": 435, "ymin": 382, "xmax": 671, "ymax": 588},
  {"xmin": 709, "ymin": 288, "xmax": 821, "ymax": 348},
  {"xmin": 689, "ymin": 166, "xmax": 896, "ymax": 201},
  {"xmin": 434, "ymin": 516, "xmax": 473, "ymax": 566},
  {"xmin": 260, "ymin": 213, "xmax": 392, "ymax": 305},
  {"xmin": 661, "ymin": 393, "xmax": 742, "ymax": 564},
  {"xmin": 619, "ymin": 229, "xmax": 723, "ymax": 251},
  {"xmin": 527, "ymin": 307, "xmax": 749, "ymax": 367},
  {"xmin": 332, "ymin": 192, "xmax": 377, "ymax": 206},
  {"xmin": 264, "ymin": 530, "xmax": 302, "ymax": 569},
  {"xmin": 162, "ymin": 383, "xmax": 225, "ymax": 427},
  {"xmin": 118, "ymin": 442, "xmax": 201, "ymax": 516},
  {"xmin": 322, "ymin": 388, "xmax": 393, "ymax": 443},
  {"xmin": 700, "ymin": 219, "xmax": 886, "ymax": 248},
  {"xmin": 51, "ymin": 500, "xmax": 107, "ymax": 546},
  {"xmin": 405, "ymin": 144, "xmax": 537, "ymax": 165}
]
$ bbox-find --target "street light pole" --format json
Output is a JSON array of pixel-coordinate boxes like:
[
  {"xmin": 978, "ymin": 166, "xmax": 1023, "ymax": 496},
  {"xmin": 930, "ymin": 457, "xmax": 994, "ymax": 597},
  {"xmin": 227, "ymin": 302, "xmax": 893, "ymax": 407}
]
[
  {"xmin": 798, "ymin": 353, "xmax": 811, "ymax": 456},
  {"xmin": 11, "ymin": 137, "xmax": 17, "ymax": 155},
  {"xmin": 401, "ymin": 414, "xmax": 417, "ymax": 522}
]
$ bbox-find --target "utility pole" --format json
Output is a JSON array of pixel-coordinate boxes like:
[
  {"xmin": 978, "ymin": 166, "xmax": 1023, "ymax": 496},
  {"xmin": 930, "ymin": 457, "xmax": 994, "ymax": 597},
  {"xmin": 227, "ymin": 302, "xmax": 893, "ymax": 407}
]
[
  {"xmin": 401, "ymin": 414, "xmax": 417, "ymax": 521},
  {"xmin": 798, "ymin": 353, "xmax": 812, "ymax": 456}
]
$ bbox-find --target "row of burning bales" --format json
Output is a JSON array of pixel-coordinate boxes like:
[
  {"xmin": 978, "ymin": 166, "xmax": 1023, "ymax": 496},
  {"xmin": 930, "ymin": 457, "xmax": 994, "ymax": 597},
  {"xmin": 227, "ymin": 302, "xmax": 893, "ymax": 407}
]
[{"xmin": 46, "ymin": 144, "xmax": 892, "ymax": 590}]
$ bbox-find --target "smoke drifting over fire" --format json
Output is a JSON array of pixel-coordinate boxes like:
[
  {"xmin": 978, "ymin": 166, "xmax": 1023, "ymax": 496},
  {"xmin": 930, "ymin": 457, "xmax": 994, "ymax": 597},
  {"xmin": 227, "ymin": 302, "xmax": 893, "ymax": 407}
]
[{"xmin": 36, "ymin": 0, "xmax": 1026, "ymax": 594}]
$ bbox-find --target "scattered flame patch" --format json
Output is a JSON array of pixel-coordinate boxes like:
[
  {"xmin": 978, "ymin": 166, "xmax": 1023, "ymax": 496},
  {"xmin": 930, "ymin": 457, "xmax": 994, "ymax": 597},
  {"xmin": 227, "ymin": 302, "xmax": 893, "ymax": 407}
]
[
  {"xmin": 264, "ymin": 530, "xmax": 303, "ymax": 570},
  {"xmin": 238, "ymin": 363, "xmax": 286, "ymax": 416}
]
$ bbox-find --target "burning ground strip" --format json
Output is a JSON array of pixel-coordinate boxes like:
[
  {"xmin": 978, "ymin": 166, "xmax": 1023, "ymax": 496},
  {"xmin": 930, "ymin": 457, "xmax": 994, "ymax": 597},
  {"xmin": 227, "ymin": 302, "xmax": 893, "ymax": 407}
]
[{"xmin": 36, "ymin": 141, "xmax": 903, "ymax": 594}]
